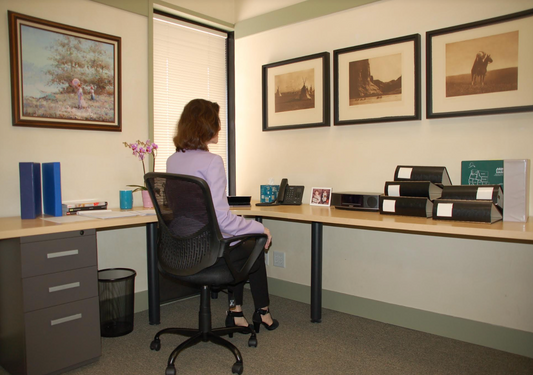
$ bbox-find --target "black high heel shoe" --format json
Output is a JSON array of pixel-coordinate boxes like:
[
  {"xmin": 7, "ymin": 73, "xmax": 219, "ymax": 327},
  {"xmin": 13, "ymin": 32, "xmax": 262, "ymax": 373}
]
[
  {"xmin": 252, "ymin": 308, "xmax": 279, "ymax": 333},
  {"xmin": 225, "ymin": 310, "xmax": 253, "ymax": 337}
]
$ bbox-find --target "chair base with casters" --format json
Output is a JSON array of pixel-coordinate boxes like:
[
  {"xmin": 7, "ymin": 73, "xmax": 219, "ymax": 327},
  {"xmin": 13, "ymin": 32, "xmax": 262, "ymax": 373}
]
[{"xmin": 150, "ymin": 285, "xmax": 257, "ymax": 375}]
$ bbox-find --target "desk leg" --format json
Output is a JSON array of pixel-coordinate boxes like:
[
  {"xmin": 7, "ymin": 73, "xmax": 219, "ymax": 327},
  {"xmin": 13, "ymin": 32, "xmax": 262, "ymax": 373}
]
[
  {"xmin": 311, "ymin": 222, "xmax": 322, "ymax": 323},
  {"xmin": 146, "ymin": 222, "xmax": 160, "ymax": 325}
]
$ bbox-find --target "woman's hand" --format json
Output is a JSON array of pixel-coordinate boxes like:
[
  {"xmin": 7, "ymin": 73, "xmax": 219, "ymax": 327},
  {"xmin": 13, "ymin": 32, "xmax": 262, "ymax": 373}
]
[{"xmin": 264, "ymin": 227, "xmax": 272, "ymax": 249}]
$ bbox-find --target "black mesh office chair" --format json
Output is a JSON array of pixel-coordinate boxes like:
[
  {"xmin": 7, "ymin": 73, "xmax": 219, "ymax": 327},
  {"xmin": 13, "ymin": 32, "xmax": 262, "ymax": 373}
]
[{"xmin": 144, "ymin": 172, "xmax": 267, "ymax": 375}]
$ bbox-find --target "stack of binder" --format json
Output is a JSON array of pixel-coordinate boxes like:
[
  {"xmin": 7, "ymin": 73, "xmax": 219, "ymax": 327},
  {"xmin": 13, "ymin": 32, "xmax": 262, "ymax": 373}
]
[
  {"xmin": 379, "ymin": 166, "xmax": 450, "ymax": 218},
  {"xmin": 433, "ymin": 185, "xmax": 503, "ymax": 223}
]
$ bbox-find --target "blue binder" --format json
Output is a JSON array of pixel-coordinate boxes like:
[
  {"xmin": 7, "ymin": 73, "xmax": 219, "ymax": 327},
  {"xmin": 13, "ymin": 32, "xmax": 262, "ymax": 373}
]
[
  {"xmin": 19, "ymin": 162, "xmax": 42, "ymax": 219},
  {"xmin": 42, "ymin": 162, "xmax": 62, "ymax": 217}
]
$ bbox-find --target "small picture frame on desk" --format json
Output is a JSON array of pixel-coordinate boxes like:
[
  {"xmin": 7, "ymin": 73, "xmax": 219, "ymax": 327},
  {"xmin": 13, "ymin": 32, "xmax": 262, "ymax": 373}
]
[{"xmin": 310, "ymin": 187, "xmax": 332, "ymax": 206}]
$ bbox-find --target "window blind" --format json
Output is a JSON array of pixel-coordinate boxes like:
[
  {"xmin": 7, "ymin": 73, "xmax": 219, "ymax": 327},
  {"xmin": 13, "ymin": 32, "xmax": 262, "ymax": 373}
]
[{"xmin": 153, "ymin": 14, "xmax": 228, "ymax": 173}]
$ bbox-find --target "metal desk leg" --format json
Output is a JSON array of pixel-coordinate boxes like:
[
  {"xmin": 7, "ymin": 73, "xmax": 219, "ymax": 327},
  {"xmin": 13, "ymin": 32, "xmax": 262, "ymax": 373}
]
[
  {"xmin": 311, "ymin": 222, "xmax": 323, "ymax": 323},
  {"xmin": 146, "ymin": 222, "xmax": 160, "ymax": 325}
]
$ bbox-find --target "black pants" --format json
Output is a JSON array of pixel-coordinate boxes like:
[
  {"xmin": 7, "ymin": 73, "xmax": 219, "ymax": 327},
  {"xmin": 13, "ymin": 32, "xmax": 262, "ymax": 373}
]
[
  {"xmin": 223, "ymin": 238, "xmax": 270, "ymax": 309},
  {"xmin": 230, "ymin": 250, "xmax": 270, "ymax": 309}
]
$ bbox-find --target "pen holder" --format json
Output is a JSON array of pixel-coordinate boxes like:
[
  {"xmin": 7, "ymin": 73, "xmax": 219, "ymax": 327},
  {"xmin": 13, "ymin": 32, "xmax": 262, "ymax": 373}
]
[{"xmin": 260, "ymin": 185, "xmax": 279, "ymax": 203}]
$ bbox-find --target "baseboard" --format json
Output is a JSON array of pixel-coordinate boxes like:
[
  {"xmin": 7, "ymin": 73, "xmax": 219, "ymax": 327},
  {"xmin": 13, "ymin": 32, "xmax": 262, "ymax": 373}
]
[{"xmin": 266, "ymin": 278, "xmax": 533, "ymax": 359}]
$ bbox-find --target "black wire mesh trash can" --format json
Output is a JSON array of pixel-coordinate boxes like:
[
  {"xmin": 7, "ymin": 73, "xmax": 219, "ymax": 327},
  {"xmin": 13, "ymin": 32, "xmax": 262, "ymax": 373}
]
[{"xmin": 98, "ymin": 268, "xmax": 136, "ymax": 337}]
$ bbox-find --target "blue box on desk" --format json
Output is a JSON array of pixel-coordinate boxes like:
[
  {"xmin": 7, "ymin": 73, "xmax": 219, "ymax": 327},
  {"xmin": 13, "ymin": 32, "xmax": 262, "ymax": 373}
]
[
  {"xmin": 260, "ymin": 185, "xmax": 279, "ymax": 203},
  {"xmin": 19, "ymin": 162, "xmax": 42, "ymax": 219},
  {"xmin": 42, "ymin": 162, "xmax": 62, "ymax": 217}
]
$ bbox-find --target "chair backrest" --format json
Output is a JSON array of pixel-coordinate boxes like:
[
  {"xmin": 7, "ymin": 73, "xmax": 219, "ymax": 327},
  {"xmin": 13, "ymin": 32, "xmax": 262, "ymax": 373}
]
[{"xmin": 144, "ymin": 172, "xmax": 224, "ymax": 277}]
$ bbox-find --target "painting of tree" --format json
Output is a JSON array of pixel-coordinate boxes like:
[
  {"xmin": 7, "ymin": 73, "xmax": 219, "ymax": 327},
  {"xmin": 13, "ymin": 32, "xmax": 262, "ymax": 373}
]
[{"xmin": 9, "ymin": 11, "xmax": 121, "ymax": 131}]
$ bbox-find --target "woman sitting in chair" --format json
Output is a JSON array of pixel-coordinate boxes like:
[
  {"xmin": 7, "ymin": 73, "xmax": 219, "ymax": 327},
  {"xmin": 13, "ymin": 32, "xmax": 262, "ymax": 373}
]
[{"xmin": 167, "ymin": 98, "xmax": 279, "ymax": 333}]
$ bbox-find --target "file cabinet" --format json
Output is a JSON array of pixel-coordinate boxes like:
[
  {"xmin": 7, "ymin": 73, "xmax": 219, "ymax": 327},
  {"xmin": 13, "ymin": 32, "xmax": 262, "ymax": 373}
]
[{"xmin": 0, "ymin": 230, "xmax": 101, "ymax": 375}]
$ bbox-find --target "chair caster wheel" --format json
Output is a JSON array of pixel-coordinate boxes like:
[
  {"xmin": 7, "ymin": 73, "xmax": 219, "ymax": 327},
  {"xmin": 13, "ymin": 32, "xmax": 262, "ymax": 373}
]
[
  {"xmin": 232, "ymin": 362, "xmax": 243, "ymax": 374},
  {"xmin": 150, "ymin": 339, "xmax": 161, "ymax": 351},
  {"xmin": 165, "ymin": 364, "xmax": 176, "ymax": 375},
  {"xmin": 248, "ymin": 334, "xmax": 258, "ymax": 347}
]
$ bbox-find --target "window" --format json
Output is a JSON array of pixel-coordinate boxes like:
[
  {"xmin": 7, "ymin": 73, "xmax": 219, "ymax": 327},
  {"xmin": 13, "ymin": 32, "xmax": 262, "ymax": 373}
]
[{"xmin": 153, "ymin": 13, "xmax": 229, "ymax": 175}]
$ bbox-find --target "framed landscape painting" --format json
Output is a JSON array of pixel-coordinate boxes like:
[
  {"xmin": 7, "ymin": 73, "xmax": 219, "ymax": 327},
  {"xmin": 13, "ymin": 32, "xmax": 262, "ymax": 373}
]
[
  {"xmin": 8, "ymin": 11, "xmax": 122, "ymax": 131},
  {"xmin": 262, "ymin": 52, "xmax": 330, "ymax": 131},
  {"xmin": 426, "ymin": 9, "xmax": 533, "ymax": 118},
  {"xmin": 334, "ymin": 34, "xmax": 421, "ymax": 125}
]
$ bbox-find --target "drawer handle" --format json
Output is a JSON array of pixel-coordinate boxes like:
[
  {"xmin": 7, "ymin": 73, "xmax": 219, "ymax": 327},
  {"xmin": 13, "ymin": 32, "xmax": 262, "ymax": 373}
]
[
  {"xmin": 51, "ymin": 313, "xmax": 82, "ymax": 326},
  {"xmin": 49, "ymin": 282, "xmax": 80, "ymax": 293},
  {"xmin": 47, "ymin": 249, "xmax": 79, "ymax": 259}
]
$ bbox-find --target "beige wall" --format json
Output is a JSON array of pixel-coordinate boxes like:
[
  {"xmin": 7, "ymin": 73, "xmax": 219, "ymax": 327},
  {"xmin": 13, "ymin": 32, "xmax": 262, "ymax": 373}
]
[
  {"xmin": 234, "ymin": 0, "xmax": 533, "ymax": 334},
  {"xmin": 1, "ymin": 0, "xmax": 532, "ymax": 341},
  {"xmin": 0, "ymin": 0, "xmax": 149, "ymax": 288}
]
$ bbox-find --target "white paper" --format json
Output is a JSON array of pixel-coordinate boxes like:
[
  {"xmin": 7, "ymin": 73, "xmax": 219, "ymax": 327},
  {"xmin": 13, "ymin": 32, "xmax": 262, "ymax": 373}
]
[
  {"xmin": 77, "ymin": 211, "xmax": 139, "ymax": 219},
  {"xmin": 398, "ymin": 167, "xmax": 412, "ymax": 179},
  {"xmin": 42, "ymin": 216, "xmax": 97, "ymax": 223},
  {"xmin": 387, "ymin": 185, "xmax": 401, "ymax": 197},
  {"xmin": 382, "ymin": 199, "xmax": 396, "ymax": 212},
  {"xmin": 476, "ymin": 187, "xmax": 494, "ymax": 200},
  {"xmin": 436, "ymin": 203, "xmax": 454, "ymax": 217},
  {"xmin": 133, "ymin": 210, "xmax": 156, "ymax": 216}
]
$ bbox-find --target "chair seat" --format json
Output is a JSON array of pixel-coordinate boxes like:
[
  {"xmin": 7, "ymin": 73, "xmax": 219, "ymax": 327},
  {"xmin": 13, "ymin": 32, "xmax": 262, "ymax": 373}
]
[{"xmin": 177, "ymin": 256, "xmax": 235, "ymax": 286}]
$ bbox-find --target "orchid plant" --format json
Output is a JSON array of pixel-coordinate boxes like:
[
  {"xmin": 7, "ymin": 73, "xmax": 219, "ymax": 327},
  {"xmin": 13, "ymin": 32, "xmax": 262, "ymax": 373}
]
[{"xmin": 123, "ymin": 139, "xmax": 158, "ymax": 192}]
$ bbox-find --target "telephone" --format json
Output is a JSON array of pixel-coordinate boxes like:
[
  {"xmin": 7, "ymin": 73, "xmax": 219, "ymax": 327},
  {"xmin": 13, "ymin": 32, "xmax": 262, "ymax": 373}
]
[{"xmin": 256, "ymin": 178, "xmax": 305, "ymax": 206}]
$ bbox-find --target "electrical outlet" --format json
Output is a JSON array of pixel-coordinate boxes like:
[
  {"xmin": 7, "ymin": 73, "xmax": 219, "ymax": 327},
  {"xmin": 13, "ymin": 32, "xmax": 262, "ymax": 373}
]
[{"xmin": 273, "ymin": 251, "xmax": 285, "ymax": 268}]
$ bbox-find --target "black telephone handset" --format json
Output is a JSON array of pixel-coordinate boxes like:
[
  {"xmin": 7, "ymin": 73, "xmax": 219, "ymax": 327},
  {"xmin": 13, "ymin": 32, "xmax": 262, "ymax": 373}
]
[{"xmin": 256, "ymin": 178, "xmax": 304, "ymax": 206}]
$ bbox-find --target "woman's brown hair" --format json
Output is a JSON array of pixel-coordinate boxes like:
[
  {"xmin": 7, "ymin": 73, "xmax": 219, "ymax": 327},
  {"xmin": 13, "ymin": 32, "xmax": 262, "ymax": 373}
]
[{"xmin": 173, "ymin": 99, "xmax": 221, "ymax": 152}]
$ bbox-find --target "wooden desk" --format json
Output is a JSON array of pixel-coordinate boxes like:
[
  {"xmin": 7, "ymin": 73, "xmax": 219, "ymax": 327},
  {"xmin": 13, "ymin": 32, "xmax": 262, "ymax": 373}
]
[
  {"xmin": 231, "ymin": 203, "xmax": 533, "ymax": 322},
  {"xmin": 1, "ymin": 206, "xmax": 532, "ymax": 326},
  {"xmin": 0, "ymin": 210, "xmax": 162, "ymax": 326}
]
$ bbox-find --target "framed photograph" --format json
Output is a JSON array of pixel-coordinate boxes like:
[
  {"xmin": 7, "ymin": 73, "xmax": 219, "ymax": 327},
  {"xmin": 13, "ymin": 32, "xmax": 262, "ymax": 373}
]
[
  {"xmin": 262, "ymin": 52, "xmax": 330, "ymax": 131},
  {"xmin": 8, "ymin": 11, "xmax": 122, "ymax": 131},
  {"xmin": 310, "ymin": 187, "xmax": 332, "ymax": 207},
  {"xmin": 426, "ymin": 9, "xmax": 533, "ymax": 118},
  {"xmin": 334, "ymin": 34, "xmax": 421, "ymax": 125}
]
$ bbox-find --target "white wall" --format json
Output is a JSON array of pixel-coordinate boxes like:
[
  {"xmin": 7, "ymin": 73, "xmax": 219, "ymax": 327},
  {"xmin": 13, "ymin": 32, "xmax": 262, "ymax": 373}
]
[
  {"xmin": 0, "ymin": 0, "xmax": 149, "ymax": 291},
  {"xmin": 235, "ymin": 0, "xmax": 533, "ymax": 333}
]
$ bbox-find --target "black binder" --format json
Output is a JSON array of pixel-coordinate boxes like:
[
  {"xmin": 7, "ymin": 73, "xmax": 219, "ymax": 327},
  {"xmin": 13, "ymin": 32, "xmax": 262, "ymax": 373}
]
[
  {"xmin": 432, "ymin": 199, "xmax": 502, "ymax": 223},
  {"xmin": 384, "ymin": 181, "xmax": 443, "ymax": 200},
  {"xmin": 379, "ymin": 195, "xmax": 433, "ymax": 218},
  {"xmin": 440, "ymin": 185, "xmax": 503, "ymax": 210},
  {"xmin": 394, "ymin": 166, "xmax": 452, "ymax": 185}
]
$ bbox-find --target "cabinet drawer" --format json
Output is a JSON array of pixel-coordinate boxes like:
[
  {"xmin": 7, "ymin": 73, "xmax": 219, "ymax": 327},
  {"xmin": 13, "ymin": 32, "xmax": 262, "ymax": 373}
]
[
  {"xmin": 21, "ymin": 235, "xmax": 96, "ymax": 277},
  {"xmin": 25, "ymin": 297, "xmax": 101, "ymax": 375},
  {"xmin": 23, "ymin": 266, "xmax": 98, "ymax": 312}
]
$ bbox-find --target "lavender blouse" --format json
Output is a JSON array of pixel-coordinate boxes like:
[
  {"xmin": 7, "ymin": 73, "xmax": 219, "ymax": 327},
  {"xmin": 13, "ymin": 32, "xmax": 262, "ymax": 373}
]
[{"xmin": 166, "ymin": 149, "xmax": 264, "ymax": 237}]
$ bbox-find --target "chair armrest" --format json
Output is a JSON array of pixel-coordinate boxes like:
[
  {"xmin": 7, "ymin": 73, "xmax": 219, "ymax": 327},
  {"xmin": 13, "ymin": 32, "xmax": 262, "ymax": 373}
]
[{"xmin": 219, "ymin": 233, "xmax": 268, "ymax": 282}]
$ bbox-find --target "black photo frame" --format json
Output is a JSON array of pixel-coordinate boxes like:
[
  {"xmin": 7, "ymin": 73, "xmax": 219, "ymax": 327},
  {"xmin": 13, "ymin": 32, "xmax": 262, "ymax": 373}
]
[
  {"xmin": 334, "ymin": 34, "xmax": 421, "ymax": 125},
  {"xmin": 262, "ymin": 52, "xmax": 330, "ymax": 131},
  {"xmin": 426, "ymin": 9, "xmax": 533, "ymax": 118}
]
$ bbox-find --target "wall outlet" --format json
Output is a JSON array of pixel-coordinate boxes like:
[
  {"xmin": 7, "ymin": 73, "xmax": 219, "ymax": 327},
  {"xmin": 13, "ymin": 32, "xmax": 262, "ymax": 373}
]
[{"xmin": 273, "ymin": 251, "xmax": 285, "ymax": 268}]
